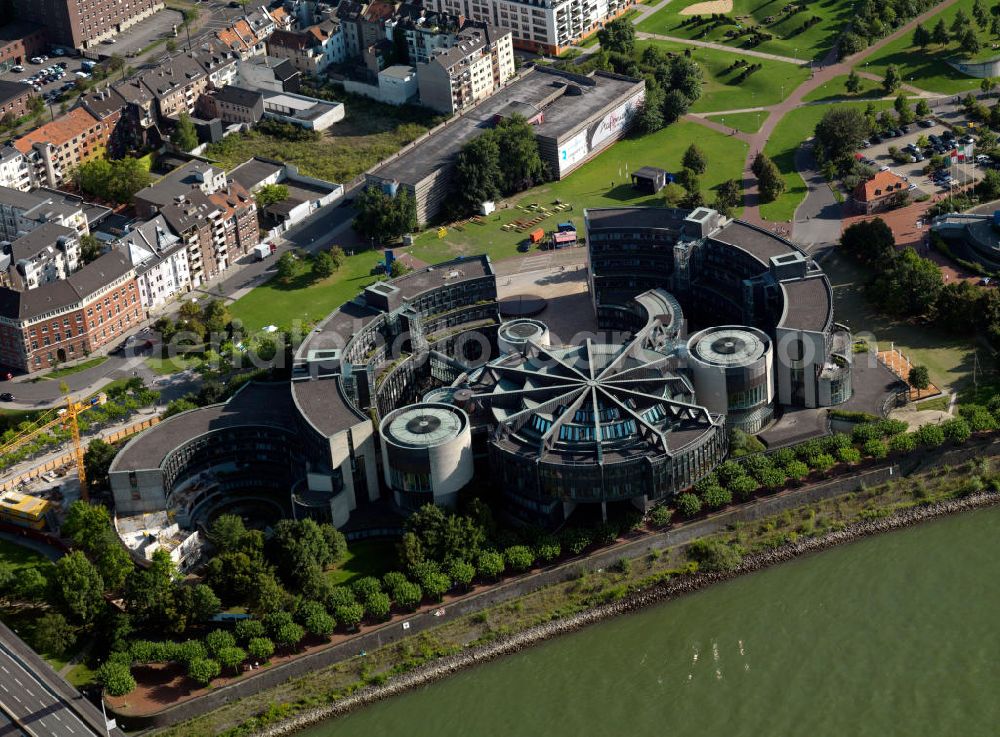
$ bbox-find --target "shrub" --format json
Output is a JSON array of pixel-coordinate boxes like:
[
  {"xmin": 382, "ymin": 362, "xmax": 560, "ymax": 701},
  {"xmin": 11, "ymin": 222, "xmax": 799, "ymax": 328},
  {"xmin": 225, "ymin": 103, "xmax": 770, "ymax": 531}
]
[
  {"xmin": 888, "ymin": 432, "xmax": 917, "ymax": 453},
  {"xmin": 503, "ymin": 545, "xmax": 535, "ymax": 572},
  {"xmin": 204, "ymin": 629, "xmax": 236, "ymax": 658},
  {"xmin": 477, "ymin": 550, "xmax": 506, "ymax": 579},
  {"xmin": 299, "ymin": 601, "xmax": 335, "ymax": 636},
  {"xmin": 334, "ymin": 603, "xmax": 364, "ymax": 631},
  {"xmin": 784, "ymin": 460, "xmax": 810, "ymax": 480},
  {"xmin": 350, "ymin": 576, "xmax": 383, "ymax": 603},
  {"xmin": 97, "ymin": 661, "xmax": 136, "ymax": 696},
  {"xmin": 446, "ymin": 559, "xmax": 476, "ymax": 589},
  {"xmin": 592, "ymin": 523, "xmax": 620, "ymax": 547},
  {"xmin": 560, "ymin": 528, "xmax": 593, "ymax": 556},
  {"xmin": 217, "ymin": 646, "xmax": 247, "ymax": 673},
  {"xmin": 727, "ymin": 475, "xmax": 758, "ymax": 501},
  {"xmin": 741, "ymin": 453, "xmax": 774, "ymax": 480},
  {"xmin": 862, "ymin": 438, "xmax": 888, "ymax": 459},
  {"xmin": 824, "ymin": 433, "xmax": 852, "ymax": 452},
  {"xmin": 757, "ymin": 467, "xmax": 787, "ymax": 490},
  {"xmin": 187, "ymin": 657, "xmax": 221, "ymax": 687},
  {"xmin": 809, "ymin": 453, "xmax": 836, "ymax": 473},
  {"xmin": 364, "ymin": 592, "xmax": 392, "ymax": 620},
  {"xmin": 702, "ymin": 484, "xmax": 733, "ymax": 508},
  {"xmin": 852, "ymin": 423, "xmax": 881, "ymax": 444},
  {"xmin": 687, "ymin": 538, "xmax": 744, "ymax": 572},
  {"xmin": 247, "ymin": 637, "xmax": 275, "ymax": 661},
  {"xmin": 714, "ymin": 461, "xmax": 745, "ymax": 487},
  {"xmin": 234, "ymin": 619, "xmax": 265, "ymax": 644},
  {"xmin": 875, "ymin": 419, "xmax": 908, "ymax": 437},
  {"xmin": 837, "ymin": 446, "xmax": 862, "ymax": 464},
  {"xmin": 960, "ymin": 404, "xmax": 997, "ymax": 432},
  {"xmin": 771, "ymin": 447, "xmax": 796, "ymax": 466},
  {"xmin": 648, "ymin": 505, "xmax": 673, "ymax": 528},
  {"xmin": 916, "ymin": 423, "xmax": 945, "ymax": 447},
  {"xmin": 393, "ymin": 580, "xmax": 423, "ymax": 610},
  {"xmin": 382, "ymin": 571, "xmax": 408, "ymax": 593},
  {"xmin": 533, "ymin": 535, "xmax": 561, "ymax": 562},
  {"xmin": 941, "ymin": 417, "xmax": 972, "ymax": 444},
  {"xmin": 676, "ymin": 493, "xmax": 702, "ymax": 518},
  {"xmin": 324, "ymin": 587, "xmax": 357, "ymax": 612},
  {"xmin": 274, "ymin": 622, "xmax": 306, "ymax": 649}
]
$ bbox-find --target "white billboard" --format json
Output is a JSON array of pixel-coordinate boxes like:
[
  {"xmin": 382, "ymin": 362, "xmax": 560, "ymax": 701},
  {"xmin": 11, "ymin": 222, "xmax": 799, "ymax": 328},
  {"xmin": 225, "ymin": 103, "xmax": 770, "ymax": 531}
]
[
  {"xmin": 558, "ymin": 128, "xmax": 589, "ymax": 176},
  {"xmin": 589, "ymin": 91, "xmax": 644, "ymax": 150}
]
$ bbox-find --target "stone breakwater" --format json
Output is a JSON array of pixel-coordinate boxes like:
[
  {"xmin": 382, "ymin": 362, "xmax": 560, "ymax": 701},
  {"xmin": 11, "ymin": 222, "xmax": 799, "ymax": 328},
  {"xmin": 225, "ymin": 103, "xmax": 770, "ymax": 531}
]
[{"xmin": 254, "ymin": 490, "xmax": 1000, "ymax": 737}]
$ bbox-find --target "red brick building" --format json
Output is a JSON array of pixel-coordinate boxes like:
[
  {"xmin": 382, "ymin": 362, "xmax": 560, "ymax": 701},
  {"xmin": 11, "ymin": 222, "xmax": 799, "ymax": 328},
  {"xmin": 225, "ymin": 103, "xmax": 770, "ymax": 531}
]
[
  {"xmin": 0, "ymin": 252, "xmax": 144, "ymax": 373},
  {"xmin": 13, "ymin": 0, "xmax": 164, "ymax": 50},
  {"xmin": 0, "ymin": 22, "xmax": 48, "ymax": 73},
  {"xmin": 0, "ymin": 80, "xmax": 36, "ymax": 122},
  {"xmin": 208, "ymin": 181, "xmax": 260, "ymax": 261},
  {"xmin": 852, "ymin": 170, "xmax": 909, "ymax": 214}
]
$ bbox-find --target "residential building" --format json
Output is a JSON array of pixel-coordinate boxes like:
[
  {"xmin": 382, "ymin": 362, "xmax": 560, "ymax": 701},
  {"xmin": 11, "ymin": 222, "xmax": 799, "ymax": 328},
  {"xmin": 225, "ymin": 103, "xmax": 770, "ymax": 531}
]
[
  {"xmin": 266, "ymin": 21, "xmax": 347, "ymax": 74},
  {"xmin": 852, "ymin": 170, "xmax": 909, "ymax": 214},
  {"xmin": 79, "ymin": 78, "xmax": 159, "ymax": 155},
  {"xmin": 0, "ymin": 186, "xmax": 90, "ymax": 241},
  {"xmin": 230, "ymin": 157, "xmax": 343, "ymax": 228},
  {"xmin": 425, "ymin": 0, "xmax": 633, "ymax": 54},
  {"xmin": 0, "ymin": 147, "xmax": 33, "ymax": 192},
  {"xmin": 200, "ymin": 86, "xmax": 265, "ymax": 125},
  {"xmin": 117, "ymin": 215, "xmax": 191, "ymax": 310},
  {"xmin": 0, "ymin": 80, "xmax": 36, "ymax": 121},
  {"xmin": 13, "ymin": 0, "xmax": 164, "ymax": 50},
  {"xmin": 394, "ymin": 8, "xmax": 464, "ymax": 64},
  {"xmin": 0, "ymin": 22, "xmax": 48, "ymax": 74},
  {"xmin": 0, "ymin": 223, "xmax": 80, "ymax": 290},
  {"xmin": 13, "ymin": 108, "xmax": 113, "ymax": 187},
  {"xmin": 207, "ymin": 181, "xmax": 259, "ymax": 262},
  {"xmin": 237, "ymin": 56, "xmax": 302, "ymax": 93},
  {"xmin": 159, "ymin": 190, "xmax": 227, "ymax": 288},
  {"xmin": 140, "ymin": 52, "xmax": 212, "ymax": 120},
  {"xmin": 377, "ymin": 65, "xmax": 419, "ymax": 104},
  {"xmin": 416, "ymin": 22, "xmax": 515, "ymax": 114},
  {"xmin": 0, "ymin": 251, "xmax": 143, "ymax": 373},
  {"xmin": 133, "ymin": 160, "xmax": 228, "ymax": 220}
]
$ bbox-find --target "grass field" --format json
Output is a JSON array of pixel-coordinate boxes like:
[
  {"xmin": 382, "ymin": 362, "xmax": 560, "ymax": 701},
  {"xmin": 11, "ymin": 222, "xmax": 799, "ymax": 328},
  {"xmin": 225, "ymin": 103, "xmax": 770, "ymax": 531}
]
[
  {"xmin": 325, "ymin": 540, "xmax": 397, "ymax": 586},
  {"xmin": 636, "ymin": 40, "xmax": 810, "ymax": 112},
  {"xmin": 637, "ymin": 0, "xmax": 853, "ymax": 61},
  {"xmin": 859, "ymin": 0, "xmax": 989, "ymax": 95},
  {"xmin": 760, "ymin": 98, "xmax": 899, "ymax": 221},
  {"xmin": 145, "ymin": 354, "xmax": 200, "ymax": 376},
  {"xmin": 825, "ymin": 250, "xmax": 988, "ymax": 394},
  {"xmin": 32, "ymin": 357, "xmax": 108, "ymax": 381},
  {"xmin": 228, "ymin": 249, "xmax": 383, "ymax": 332},
  {"xmin": 705, "ymin": 110, "xmax": 768, "ymax": 132},
  {"xmin": 801, "ymin": 74, "xmax": 885, "ymax": 102},
  {"xmin": 407, "ymin": 121, "xmax": 747, "ymax": 264}
]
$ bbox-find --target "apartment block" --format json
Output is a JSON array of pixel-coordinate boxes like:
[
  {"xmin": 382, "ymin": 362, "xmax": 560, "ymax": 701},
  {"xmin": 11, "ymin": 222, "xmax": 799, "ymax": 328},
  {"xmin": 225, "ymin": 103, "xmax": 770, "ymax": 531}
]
[
  {"xmin": 425, "ymin": 0, "xmax": 632, "ymax": 54},
  {"xmin": 0, "ymin": 223, "xmax": 80, "ymax": 290},
  {"xmin": 117, "ymin": 215, "xmax": 191, "ymax": 310},
  {"xmin": 0, "ymin": 147, "xmax": 33, "ymax": 192},
  {"xmin": 416, "ymin": 22, "xmax": 515, "ymax": 114},
  {"xmin": 14, "ymin": 0, "xmax": 164, "ymax": 50},
  {"xmin": 13, "ymin": 108, "xmax": 113, "ymax": 187},
  {"xmin": 0, "ymin": 186, "xmax": 90, "ymax": 241}
]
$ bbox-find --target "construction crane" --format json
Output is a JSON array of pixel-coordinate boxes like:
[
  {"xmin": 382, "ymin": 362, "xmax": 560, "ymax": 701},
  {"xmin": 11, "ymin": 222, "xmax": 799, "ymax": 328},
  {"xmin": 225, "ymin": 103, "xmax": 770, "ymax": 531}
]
[{"xmin": 0, "ymin": 394, "xmax": 102, "ymax": 501}]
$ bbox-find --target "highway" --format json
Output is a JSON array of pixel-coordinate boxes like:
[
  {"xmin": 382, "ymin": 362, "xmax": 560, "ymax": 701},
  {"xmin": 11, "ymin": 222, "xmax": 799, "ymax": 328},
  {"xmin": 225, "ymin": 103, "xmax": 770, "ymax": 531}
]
[{"xmin": 0, "ymin": 623, "xmax": 119, "ymax": 737}]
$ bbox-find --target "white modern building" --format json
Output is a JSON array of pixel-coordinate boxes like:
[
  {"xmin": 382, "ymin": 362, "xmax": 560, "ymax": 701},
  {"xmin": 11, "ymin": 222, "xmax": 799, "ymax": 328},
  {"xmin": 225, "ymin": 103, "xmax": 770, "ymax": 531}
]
[
  {"xmin": 0, "ymin": 147, "xmax": 33, "ymax": 192},
  {"xmin": 117, "ymin": 215, "xmax": 191, "ymax": 310}
]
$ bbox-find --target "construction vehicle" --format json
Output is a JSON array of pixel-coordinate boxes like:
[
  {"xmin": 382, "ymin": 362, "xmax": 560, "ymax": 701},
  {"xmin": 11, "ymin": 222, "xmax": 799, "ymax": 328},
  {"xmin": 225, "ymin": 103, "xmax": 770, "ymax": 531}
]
[{"xmin": 0, "ymin": 393, "xmax": 105, "ymax": 501}]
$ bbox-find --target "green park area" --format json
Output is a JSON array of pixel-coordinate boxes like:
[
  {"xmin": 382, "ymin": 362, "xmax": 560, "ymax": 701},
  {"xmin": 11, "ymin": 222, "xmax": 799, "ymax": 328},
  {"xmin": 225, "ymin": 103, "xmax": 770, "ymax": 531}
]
[
  {"xmin": 824, "ymin": 250, "xmax": 991, "ymax": 397},
  {"xmin": 407, "ymin": 120, "xmax": 746, "ymax": 264},
  {"xmin": 801, "ymin": 73, "xmax": 885, "ymax": 102},
  {"xmin": 0, "ymin": 540, "xmax": 68, "ymax": 668},
  {"xmin": 635, "ymin": 40, "xmax": 811, "ymax": 112},
  {"xmin": 31, "ymin": 356, "xmax": 109, "ymax": 382},
  {"xmin": 760, "ymin": 98, "xmax": 898, "ymax": 221},
  {"xmin": 325, "ymin": 540, "xmax": 397, "ymax": 587},
  {"xmin": 706, "ymin": 110, "xmax": 768, "ymax": 132},
  {"xmin": 859, "ymin": 0, "xmax": 993, "ymax": 95},
  {"xmin": 637, "ymin": 0, "xmax": 853, "ymax": 61}
]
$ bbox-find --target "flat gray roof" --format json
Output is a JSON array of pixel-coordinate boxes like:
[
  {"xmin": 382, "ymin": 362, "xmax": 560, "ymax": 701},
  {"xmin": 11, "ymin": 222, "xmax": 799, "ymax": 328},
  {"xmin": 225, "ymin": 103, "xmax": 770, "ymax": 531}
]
[
  {"xmin": 586, "ymin": 207, "xmax": 691, "ymax": 232},
  {"xmin": 390, "ymin": 255, "xmax": 490, "ymax": 299},
  {"xmin": 371, "ymin": 67, "xmax": 641, "ymax": 186},
  {"xmin": 229, "ymin": 158, "xmax": 282, "ymax": 190},
  {"xmin": 292, "ymin": 375, "xmax": 367, "ymax": 437},
  {"xmin": 709, "ymin": 220, "xmax": 798, "ymax": 263},
  {"xmin": 779, "ymin": 275, "xmax": 833, "ymax": 333},
  {"xmin": 112, "ymin": 382, "xmax": 295, "ymax": 471}
]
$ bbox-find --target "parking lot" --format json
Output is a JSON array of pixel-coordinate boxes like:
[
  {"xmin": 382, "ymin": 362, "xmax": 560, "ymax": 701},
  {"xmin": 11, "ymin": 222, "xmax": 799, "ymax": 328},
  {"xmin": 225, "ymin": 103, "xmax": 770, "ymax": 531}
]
[
  {"xmin": 0, "ymin": 53, "xmax": 91, "ymax": 109},
  {"xmin": 96, "ymin": 8, "xmax": 184, "ymax": 60},
  {"xmin": 859, "ymin": 120, "xmax": 982, "ymax": 196}
]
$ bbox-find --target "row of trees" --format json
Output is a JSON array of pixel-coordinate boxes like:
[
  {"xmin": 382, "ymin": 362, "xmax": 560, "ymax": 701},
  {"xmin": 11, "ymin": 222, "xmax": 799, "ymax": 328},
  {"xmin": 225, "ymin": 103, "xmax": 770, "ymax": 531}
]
[
  {"xmin": 913, "ymin": 1, "xmax": 1000, "ymax": 57},
  {"xmin": 838, "ymin": 0, "xmax": 938, "ymax": 57},
  {"xmin": 72, "ymin": 155, "xmax": 152, "ymax": 205}
]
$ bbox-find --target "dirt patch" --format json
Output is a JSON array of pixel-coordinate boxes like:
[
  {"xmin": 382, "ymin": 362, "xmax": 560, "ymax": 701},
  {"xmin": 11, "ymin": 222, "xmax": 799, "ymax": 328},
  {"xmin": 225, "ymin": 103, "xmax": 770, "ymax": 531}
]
[{"xmin": 680, "ymin": 0, "xmax": 733, "ymax": 15}]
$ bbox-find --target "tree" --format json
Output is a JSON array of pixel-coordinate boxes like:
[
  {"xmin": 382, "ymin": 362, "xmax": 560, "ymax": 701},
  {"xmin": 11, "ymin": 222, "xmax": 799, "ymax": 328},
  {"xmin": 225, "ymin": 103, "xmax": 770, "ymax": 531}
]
[
  {"xmin": 908, "ymin": 365, "xmax": 930, "ymax": 398},
  {"xmin": 171, "ymin": 112, "xmax": 199, "ymax": 151},
  {"xmin": 276, "ymin": 251, "xmax": 299, "ymax": 283},
  {"xmin": 187, "ymin": 657, "xmax": 221, "ymax": 687},
  {"xmin": 313, "ymin": 251, "xmax": 335, "ymax": 279},
  {"xmin": 496, "ymin": 115, "xmax": 547, "ymax": 194},
  {"xmin": 960, "ymin": 27, "xmax": 982, "ymax": 54},
  {"xmin": 882, "ymin": 64, "xmax": 902, "ymax": 95},
  {"xmin": 254, "ymin": 183, "xmax": 288, "ymax": 210},
  {"xmin": 634, "ymin": 80, "xmax": 665, "ymax": 133},
  {"xmin": 446, "ymin": 559, "xmax": 475, "ymax": 590},
  {"xmin": 913, "ymin": 22, "xmax": 931, "ymax": 48},
  {"xmin": 453, "ymin": 129, "xmax": 502, "ymax": 214},
  {"xmin": 166, "ymin": 38, "xmax": 178, "ymax": 52},
  {"xmin": 983, "ymin": 77, "xmax": 997, "ymax": 97},
  {"xmin": 333, "ymin": 602, "xmax": 364, "ymax": 631},
  {"xmin": 83, "ymin": 439, "xmax": 117, "ymax": 493},
  {"xmin": 217, "ymin": 646, "xmax": 246, "ymax": 674},
  {"xmin": 328, "ymin": 246, "xmax": 346, "ymax": 270},
  {"xmin": 596, "ymin": 17, "xmax": 635, "ymax": 55},
  {"xmin": 815, "ymin": 106, "xmax": 869, "ymax": 171},
  {"xmin": 274, "ymin": 621, "xmax": 306, "ymax": 649},
  {"xmin": 662, "ymin": 88, "xmax": 690, "ymax": 123},
  {"xmin": 872, "ymin": 248, "xmax": 943, "ymax": 317},
  {"xmin": 503, "ymin": 545, "xmax": 535, "ymax": 573},
  {"xmin": 353, "ymin": 186, "xmax": 418, "ymax": 243},
  {"xmin": 364, "ymin": 592, "xmax": 392, "ymax": 620},
  {"xmin": 187, "ymin": 584, "xmax": 221, "ymax": 622},
  {"xmin": 80, "ymin": 234, "xmax": 102, "ymax": 264},
  {"xmin": 393, "ymin": 580, "xmax": 422, "ymax": 610},
  {"xmin": 952, "ymin": 9, "xmax": 972, "ymax": 36},
  {"xmin": 895, "ymin": 94, "xmax": 914, "ymax": 125},
  {"xmin": 247, "ymin": 637, "xmax": 274, "ymax": 661},
  {"xmin": 942, "ymin": 417, "xmax": 972, "ymax": 443},
  {"xmin": 205, "ymin": 628, "xmax": 236, "ymax": 658},
  {"xmin": 753, "ymin": 152, "xmax": 785, "ymax": 202},
  {"xmin": 917, "ymin": 423, "xmax": 945, "ymax": 447},
  {"xmin": 34, "ymin": 613, "xmax": 76, "ymax": 656},
  {"xmin": 73, "ymin": 156, "xmax": 152, "ymax": 205},
  {"xmin": 915, "ymin": 98, "xmax": 931, "ymax": 118},
  {"xmin": 675, "ymin": 492, "xmax": 702, "ymax": 517},
  {"xmin": 840, "ymin": 218, "xmax": 896, "ymax": 265},
  {"xmin": 54, "ymin": 551, "xmax": 105, "ymax": 624},
  {"xmin": 932, "ymin": 18, "xmax": 950, "ymax": 44},
  {"xmin": 682, "ymin": 143, "xmax": 707, "ymax": 174},
  {"xmin": 845, "ymin": 69, "xmax": 862, "ymax": 94},
  {"xmin": 976, "ymin": 0, "xmax": 990, "ymax": 27},
  {"xmin": 97, "ymin": 661, "xmax": 136, "ymax": 696},
  {"xmin": 476, "ymin": 550, "xmax": 505, "ymax": 580},
  {"xmin": 649, "ymin": 506, "xmax": 673, "ymax": 527},
  {"xmin": 299, "ymin": 600, "xmax": 336, "ymax": 636},
  {"xmin": 713, "ymin": 178, "xmax": 741, "ymax": 217},
  {"xmin": 235, "ymin": 619, "xmax": 266, "ymax": 643}
]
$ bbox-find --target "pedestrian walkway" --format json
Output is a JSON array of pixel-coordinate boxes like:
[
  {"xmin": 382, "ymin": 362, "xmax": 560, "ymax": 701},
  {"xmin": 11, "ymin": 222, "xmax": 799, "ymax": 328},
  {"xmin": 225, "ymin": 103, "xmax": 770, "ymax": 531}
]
[{"xmin": 636, "ymin": 31, "xmax": 806, "ymax": 65}]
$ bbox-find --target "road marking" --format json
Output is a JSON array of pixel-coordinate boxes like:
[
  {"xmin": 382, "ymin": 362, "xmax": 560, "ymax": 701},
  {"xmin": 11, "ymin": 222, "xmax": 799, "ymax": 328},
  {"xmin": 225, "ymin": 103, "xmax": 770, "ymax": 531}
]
[
  {"xmin": 53, "ymin": 713, "xmax": 61, "ymax": 721},
  {"xmin": 12, "ymin": 695, "xmax": 19, "ymax": 703},
  {"xmin": 12, "ymin": 678, "xmax": 20, "ymax": 687}
]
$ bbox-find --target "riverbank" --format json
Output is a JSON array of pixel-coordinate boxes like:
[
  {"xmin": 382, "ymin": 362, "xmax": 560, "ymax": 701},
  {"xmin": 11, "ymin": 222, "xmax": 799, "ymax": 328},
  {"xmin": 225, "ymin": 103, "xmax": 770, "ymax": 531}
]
[{"xmin": 251, "ymin": 485, "xmax": 1000, "ymax": 737}]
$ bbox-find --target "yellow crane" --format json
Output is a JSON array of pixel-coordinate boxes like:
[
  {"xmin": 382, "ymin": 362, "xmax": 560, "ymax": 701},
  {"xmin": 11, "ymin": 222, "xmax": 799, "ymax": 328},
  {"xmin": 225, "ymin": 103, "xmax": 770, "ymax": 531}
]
[{"xmin": 0, "ymin": 394, "xmax": 102, "ymax": 501}]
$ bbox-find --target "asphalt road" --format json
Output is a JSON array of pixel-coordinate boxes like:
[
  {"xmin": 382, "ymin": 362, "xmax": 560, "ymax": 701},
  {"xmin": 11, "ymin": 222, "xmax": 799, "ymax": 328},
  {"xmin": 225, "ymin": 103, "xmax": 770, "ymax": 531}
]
[{"xmin": 0, "ymin": 641, "xmax": 101, "ymax": 737}]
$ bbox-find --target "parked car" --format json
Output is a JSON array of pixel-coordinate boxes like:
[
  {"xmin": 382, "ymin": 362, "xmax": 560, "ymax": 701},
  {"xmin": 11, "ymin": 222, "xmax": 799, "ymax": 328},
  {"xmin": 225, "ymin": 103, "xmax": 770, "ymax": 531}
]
[
  {"xmin": 861, "ymin": 139, "xmax": 871, "ymax": 148},
  {"xmin": 29, "ymin": 56, "xmax": 43, "ymax": 64},
  {"xmin": 0, "ymin": 392, "xmax": 14, "ymax": 402},
  {"xmin": 11, "ymin": 64, "xmax": 23, "ymax": 72},
  {"xmin": 871, "ymin": 134, "xmax": 883, "ymax": 144},
  {"xmin": 918, "ymin": 119, "xmax": 933, "ymax": 128}
]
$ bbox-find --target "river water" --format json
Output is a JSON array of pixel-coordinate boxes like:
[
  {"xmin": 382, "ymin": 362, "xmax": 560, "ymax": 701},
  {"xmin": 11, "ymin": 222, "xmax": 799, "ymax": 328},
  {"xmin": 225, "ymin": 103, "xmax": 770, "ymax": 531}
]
[{"xmin": 300, "ymin": 507, "xmax": 1000, "ymax": 737}]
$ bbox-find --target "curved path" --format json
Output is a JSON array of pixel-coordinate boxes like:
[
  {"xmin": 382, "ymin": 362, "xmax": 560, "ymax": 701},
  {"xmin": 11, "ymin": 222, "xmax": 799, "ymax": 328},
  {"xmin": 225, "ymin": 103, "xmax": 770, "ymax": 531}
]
[{"xmin": 635, "ymin": 31, "xmax": 806, "ymax": 65}]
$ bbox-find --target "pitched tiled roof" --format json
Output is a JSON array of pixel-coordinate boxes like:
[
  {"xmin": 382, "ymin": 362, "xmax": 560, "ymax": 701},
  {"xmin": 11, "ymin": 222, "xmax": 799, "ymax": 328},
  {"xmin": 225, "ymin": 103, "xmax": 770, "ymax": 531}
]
[
  {"xmin": 855, "ymin": 170, "xmax": 907, "ymax": 202},
  {"xmin": 13, "ymin": 108, "xmax": 101, "ymax": 154}
]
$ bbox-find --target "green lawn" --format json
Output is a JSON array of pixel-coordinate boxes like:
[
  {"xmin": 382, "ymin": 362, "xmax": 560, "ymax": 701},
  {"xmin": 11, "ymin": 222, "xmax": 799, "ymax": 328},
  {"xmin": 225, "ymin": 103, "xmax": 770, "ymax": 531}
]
[
  {"xmin": 325, "ymin": 539, "xmax": 397, "ymax": 586},
  {"xmin": 408, "ymin": 121, "xmax": 747, "ymax": 264},
  {"xmin": 859, "ymin": 0, "xmax": 991, "ymax": 95},
  {"xmin": 0, "ymin": 540, "xmax": 69, "ymax": 669},
  {"xmin": 637, "ymin": 0, "xmax": 854, "ymax": 61},
  {"xmin": 760, "ymin": 98, "xmax": 899, "ymax": 221},
  {"xmin": 636, "ymin": 39, "xmax": 810, "ymax": 113},
  {"xmin": 705, "ymin": 110, "xmax": 768, "ymax": 132},
  {"xmin": 31, "ymin": 357, "xmax": 108, "ymax": 381},
  {"xmin": 825, "ymin": 250, "xmax": 988, "ymax": 394},
  {"xmin": 915, "ymin": 394, "xmax": 952, "ymax": 412},
  {"xmin": 228, "ymin": 250, "xmax": 383, "ymax": 332},
  {"xmin": 801, "ymin": 74, "xmax": 885, "ymax": 102},
  {"xmin": 0, "ymin": 538, "xmax": 54, "ymax": 572},
  {"xmin": 145, "ymin": 354, "xmax": 200, "ymax": 376}
]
